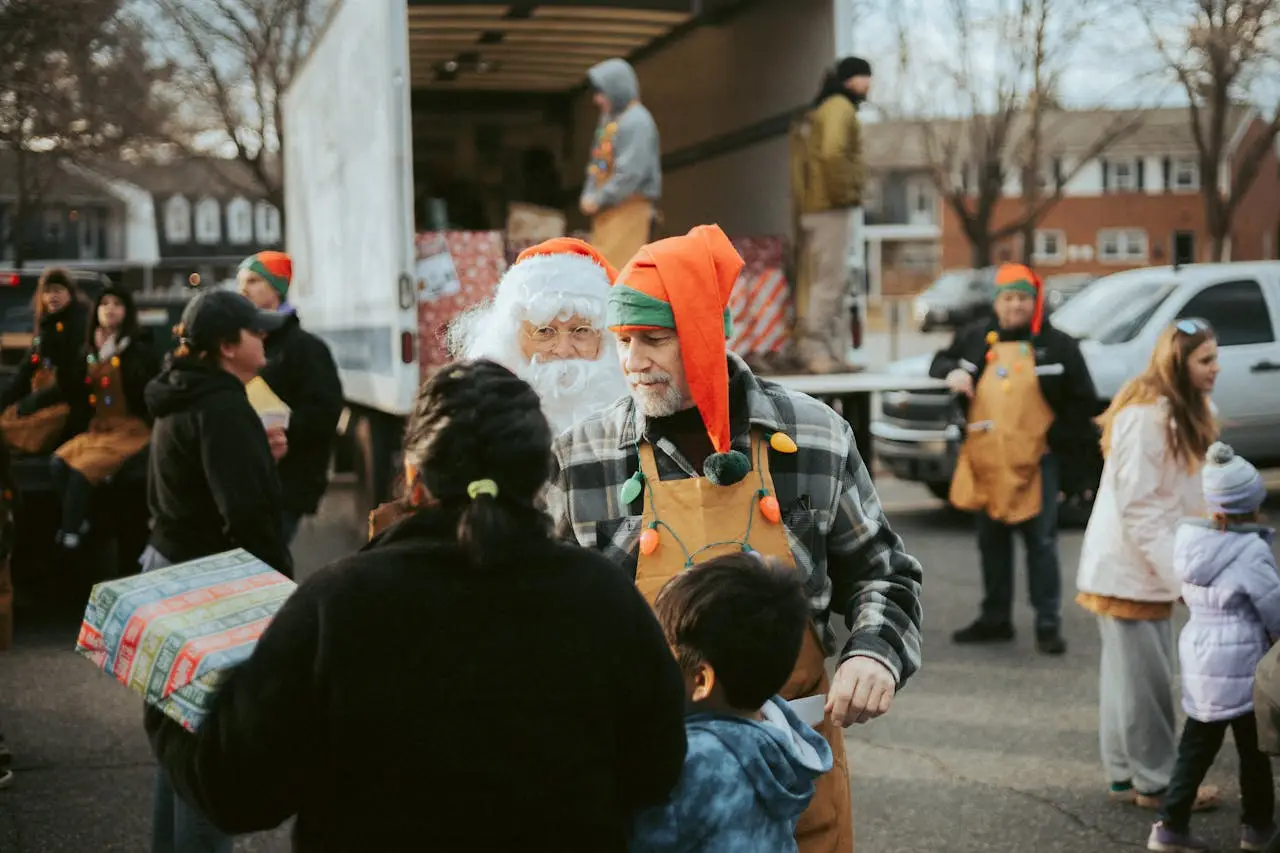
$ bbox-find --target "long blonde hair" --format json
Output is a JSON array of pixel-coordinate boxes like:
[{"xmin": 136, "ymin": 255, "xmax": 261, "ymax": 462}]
[{"xmin": 1097, "ymin": 320, "xmax": 1218, "ymax": 470}]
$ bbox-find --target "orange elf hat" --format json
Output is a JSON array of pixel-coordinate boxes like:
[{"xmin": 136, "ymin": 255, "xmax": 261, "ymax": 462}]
[
  {"xmin": 607, "ymin": 225, "xmax": 744, "ymax": 478},
  {"xmin": 994, "ymin": 263, "xmax": 1046, "ymax": 335}
]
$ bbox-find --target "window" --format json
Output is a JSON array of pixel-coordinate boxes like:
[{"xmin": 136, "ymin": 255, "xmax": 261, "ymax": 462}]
[
  {"xmin": 255, "ymin": 202, "xmax": 281, "ymax": 243},
  {"xmin": 1111, "ymin": 159, "xmax": 1137, "ymax": 191},
  {"xmin": 43, "ymin": 209, "xmax": 63, "ymax": 244},
  {"xmin": 164, "ymin": 195, "xmax": 191, "ymax": 244},
  {"xmin": 194, "ymin": 198, "xmax": 222, "ymax": 244},
  {"xmin": 1097, "ymin": 228, "xmax": 1148, "ymax": 263},
  {"xmin": 1173, "ymin": 158, "xmax": 1199, "ymax": 191},
  {"xmin": 1033, "ymin": 229, "xmax": 1066, "ymax": 265},
  {"xmin": 1178, "ymin": 280, "xmax": 1275, "ymax": 347},
  {"xmin": 226, "ymin": 197, "xmax": 253, "ymax": 244}
]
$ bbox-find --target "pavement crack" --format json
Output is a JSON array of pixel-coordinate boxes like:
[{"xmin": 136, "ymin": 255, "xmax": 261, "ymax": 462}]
[{"xmin": 856, "ymin": 740, "xmax": 1147, "ymax": 849}]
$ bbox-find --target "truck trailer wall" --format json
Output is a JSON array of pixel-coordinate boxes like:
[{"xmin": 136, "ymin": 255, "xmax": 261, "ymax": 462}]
[{"xmin": 568, "ymin": 0, "xmax": 836, "ymax": 240}]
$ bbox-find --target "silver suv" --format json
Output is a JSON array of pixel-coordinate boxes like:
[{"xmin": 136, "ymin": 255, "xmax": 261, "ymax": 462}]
[{"xmin": 872, "ymin": 261, "xmax": 1280, "ymax": 507}]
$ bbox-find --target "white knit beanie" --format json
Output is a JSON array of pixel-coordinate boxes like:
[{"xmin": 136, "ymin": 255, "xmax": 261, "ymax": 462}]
[{"xmin": 1202, "ymin": 441, "xmax": 1266, "ymax": 516}]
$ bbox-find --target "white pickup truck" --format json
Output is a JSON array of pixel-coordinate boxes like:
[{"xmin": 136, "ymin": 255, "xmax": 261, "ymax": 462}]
[{"xmin": 872, "ymin": 261, "xmax": 1280, "ymax": 510}]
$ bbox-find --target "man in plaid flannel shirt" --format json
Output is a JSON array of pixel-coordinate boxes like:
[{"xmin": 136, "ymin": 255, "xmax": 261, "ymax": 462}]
[{"xmin": 545, "ymin": 224, "xmax": 923, "ymax": 727}]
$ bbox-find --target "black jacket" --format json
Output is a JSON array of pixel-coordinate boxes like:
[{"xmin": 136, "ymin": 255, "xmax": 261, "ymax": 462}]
[
  {"xmin": 929, "ymin": 316, "xmax": 1101, "ymax": 491},
  {"xmin": 144, "ymin": 358, "xmax": 292, "ymax": 575},
  {"xmin": 261, "ymin": 313, "xmax": 343, "ymax": 515},
  {"xmin": 2, "ymin": 302, "xmax": 90, "ymax": 432},
  {"xmin": 146, "ymin": 509, "xmax": 687, "ymax": 852}
]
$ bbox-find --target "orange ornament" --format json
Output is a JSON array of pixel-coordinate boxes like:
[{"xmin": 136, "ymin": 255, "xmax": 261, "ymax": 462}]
[
  {"xmin": 986, "ymin": 350, "xmax": 997, "ymax": 362},
  {"xmin": 759, "ymin": 494, "xmax": 781, "ymax": 524},
  {"xmin": 88, "ymin": 394, "xmax": 96, "ymax": 405},
  {"xmin": 639, "ymin": 527, "xmax": 660, "ymax": 556}
]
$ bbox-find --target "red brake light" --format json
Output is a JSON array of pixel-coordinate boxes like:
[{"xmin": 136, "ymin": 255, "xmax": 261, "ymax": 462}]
[
  {"xmin": 400, "ymin": 331, "xmax": 415, "ymax": 364},
  {"xmin": 4, "ymin": 274, "xmax": 17, "ymax": 287}
]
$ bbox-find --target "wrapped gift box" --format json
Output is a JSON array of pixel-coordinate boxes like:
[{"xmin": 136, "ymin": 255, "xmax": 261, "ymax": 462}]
[
  {"xmin": 76, "ymin": 549, "xmax": 296, "ymax": 732},
  {"xmin": 728, "ymin": 237, "xmax": 793, "ymax": 358},
  {"xmin": 414, "ymin": 230, "xmax": 508, "ymax": 380}
]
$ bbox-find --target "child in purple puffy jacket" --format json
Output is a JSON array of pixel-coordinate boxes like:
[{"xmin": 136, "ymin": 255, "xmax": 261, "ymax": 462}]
[{"xmin": 1148, "ymin": 443, "xmax": 1280, "ymax": 853}]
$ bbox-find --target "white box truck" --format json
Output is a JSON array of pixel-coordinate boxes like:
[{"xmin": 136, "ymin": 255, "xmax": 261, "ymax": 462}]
[{"xmin": 283, "ymin": 0, "xmax": 855, "ymax": 527}]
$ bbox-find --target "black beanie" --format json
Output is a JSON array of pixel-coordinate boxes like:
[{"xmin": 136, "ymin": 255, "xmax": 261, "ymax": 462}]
[{"xmin": 836, "ymin": 56, "xmax": 872, "ymax": 81}]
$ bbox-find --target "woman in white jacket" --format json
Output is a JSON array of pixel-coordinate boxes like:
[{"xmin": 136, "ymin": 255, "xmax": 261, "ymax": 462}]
[{"xmin": 1077, "ymin": 318, "xmax": 1221, "ymax": 812}]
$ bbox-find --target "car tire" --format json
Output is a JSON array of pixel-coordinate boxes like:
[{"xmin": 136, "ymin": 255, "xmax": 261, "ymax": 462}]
[{"xmin": 925, "ymin": 480, "xmax": 951, "ymax": 501}]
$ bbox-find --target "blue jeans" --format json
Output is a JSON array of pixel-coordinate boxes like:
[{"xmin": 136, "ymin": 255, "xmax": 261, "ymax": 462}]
[
  {"xmin": 974, "ymin": 454, "xmax": 1062, "ymax": 632},
  {"xmin": 151, "ymin": 769, "xmax": 233, "ymax": 853}
]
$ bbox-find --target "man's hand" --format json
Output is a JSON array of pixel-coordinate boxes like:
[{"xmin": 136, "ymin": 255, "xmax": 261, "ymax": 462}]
[
  {"xmin": 580, "ymin": 196, "xmax": 600, "ymax": 217},
  {"xmin": 826, "ymin": 656, "xmax": 896, "ymax": 727},
  {"xmin": 945, "ymin": 368, "xmax": 974, "ymax": 398},
  {"xmin": 266, "ymin": 426, "xmax": 288, "ymax": 461}
]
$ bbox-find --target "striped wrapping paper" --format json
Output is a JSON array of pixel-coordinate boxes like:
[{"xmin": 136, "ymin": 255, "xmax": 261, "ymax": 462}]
[
  {"xmin": 76, "ymin": 549, "xmax": 296, "ymax": 732},
  {"xmin": 728, "ymin": 237, "xmax": 793, "ymax": 357}
]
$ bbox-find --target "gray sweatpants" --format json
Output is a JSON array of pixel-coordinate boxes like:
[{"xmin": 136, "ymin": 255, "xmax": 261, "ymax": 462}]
[{"xmin": 1097, "ymin": 615, "xmax": 1178, "ymax": 793}]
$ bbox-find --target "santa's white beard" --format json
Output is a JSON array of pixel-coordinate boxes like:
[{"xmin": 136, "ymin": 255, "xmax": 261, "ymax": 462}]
[{"xmin": 519, "ymin": 356, "xmax": 628, "ymax": 435}]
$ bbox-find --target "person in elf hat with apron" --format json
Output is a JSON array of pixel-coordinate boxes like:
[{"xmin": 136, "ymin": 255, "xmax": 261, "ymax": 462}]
[
  {"xmin": 546, "ymin": 224, "xmax": 925, "ymax": 853},
  {"xmin": 929, "ymin": 263, "xmax": 1097, "ymax": 655},
  {"xmin": 50, "ymin": 286, "xmax": 160, "ymax": 550}
]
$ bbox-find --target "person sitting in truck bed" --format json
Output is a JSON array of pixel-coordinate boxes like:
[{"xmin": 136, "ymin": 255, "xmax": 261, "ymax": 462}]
[
  {"xmin": 50, "ymin": 286, "xmax": 159, "ymax": 550},
  {"xmin": 237, "ymin": 251, "xmax": 343, "ymax": 545},
  {"xmin": 929, "ymin": 263, "xmax": 1097, "ymax": 655},
  {"xmin": 0, "ymin": 268, "xmax": 90, "ymax": 458}
]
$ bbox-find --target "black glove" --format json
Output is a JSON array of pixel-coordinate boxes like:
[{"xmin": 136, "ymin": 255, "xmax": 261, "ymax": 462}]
[{"xmin": 14, "ymin": 395, "xmax": 42, "ymax": 417}]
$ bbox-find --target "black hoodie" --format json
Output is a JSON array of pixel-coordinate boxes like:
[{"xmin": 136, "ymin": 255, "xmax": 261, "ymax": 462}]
[{"xmin": 144, "ymin": 357, "xmax": 292, "ymax": 576}]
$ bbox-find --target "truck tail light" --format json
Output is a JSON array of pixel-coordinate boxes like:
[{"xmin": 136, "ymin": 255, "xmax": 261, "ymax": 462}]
[
  {"xmin": 400, "ymin": 331, "xmax": 414, "ymax": 364},
  {"xmin": 4, "ymin": 274, "xmax": 18, "ymax": 287}
]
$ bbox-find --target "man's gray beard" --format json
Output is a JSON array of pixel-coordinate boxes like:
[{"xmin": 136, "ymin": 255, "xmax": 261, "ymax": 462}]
[{"xmin": 521, "ymin": 357, "xmax": 628, "ymax": 434}]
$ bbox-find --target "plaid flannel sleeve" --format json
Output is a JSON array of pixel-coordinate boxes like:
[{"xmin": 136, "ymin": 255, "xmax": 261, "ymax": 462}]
[{"xmin": 826, "ymin": 418, "xmax": 924, "ymax": 688}]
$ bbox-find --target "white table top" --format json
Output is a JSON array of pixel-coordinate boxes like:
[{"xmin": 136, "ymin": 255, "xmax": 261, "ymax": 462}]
[{"xmin": 767, "ymin": 373, "xmax": 947, "ymax": 395}]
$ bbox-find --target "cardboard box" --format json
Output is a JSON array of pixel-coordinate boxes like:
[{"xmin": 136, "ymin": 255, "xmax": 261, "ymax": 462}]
[{"xmin": 76, "ymin": 549, "xmax": 296, "ymax": 731}]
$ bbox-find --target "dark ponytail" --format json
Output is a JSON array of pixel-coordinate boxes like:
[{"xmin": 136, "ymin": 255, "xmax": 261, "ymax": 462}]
[{"xmin": 404, "ymin": 359, "xmax": 553, "ymax": 568}]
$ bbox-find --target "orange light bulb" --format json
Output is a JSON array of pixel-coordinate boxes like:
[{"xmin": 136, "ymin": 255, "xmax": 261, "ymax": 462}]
[
  {"xmin": 759, "ymin": 494, "xmax": 781, "ymax": 524},
  {"xmin": 639, "ymin": 527, "xmax": 660, "ymax": 556}
]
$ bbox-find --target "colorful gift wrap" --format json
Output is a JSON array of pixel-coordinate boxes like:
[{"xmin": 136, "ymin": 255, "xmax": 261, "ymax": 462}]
[{"xmin": 75, "ymin": 549, "xmax": 296, "ymax": 732}]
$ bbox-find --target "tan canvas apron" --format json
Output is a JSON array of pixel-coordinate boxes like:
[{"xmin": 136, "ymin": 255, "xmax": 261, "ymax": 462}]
[
  {"xmin": 590, "ymin": 195, "xmax": 654, "ymax": 271},
  {"xmin": 0, "ymin": 363, "xmax": 70, "ymax": 456},
  {"xmin": 634, "ymin": 434, "xmax": 854, "ymax": 853},
  {"xmin": 54, "ymin": 357, "xmax": 150, "ymax": 485},
  {"xmin": 948, "ymin": 340, "xmax": 1054, "ymax": 525}
]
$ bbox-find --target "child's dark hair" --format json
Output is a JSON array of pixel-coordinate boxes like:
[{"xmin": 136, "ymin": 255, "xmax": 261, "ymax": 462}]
[
  {"xmin": 403, "ymin": 358, "xmax": 553, "ymax": 567},
  {"xmin": 654, "ymin": 553, "xmax": 809, "ymax": 711}
]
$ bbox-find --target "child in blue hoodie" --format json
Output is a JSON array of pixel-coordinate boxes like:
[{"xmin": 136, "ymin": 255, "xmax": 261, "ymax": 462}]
[{"xmin": 630, "ymin": 553, "xmax": 834, "ymax": 853}]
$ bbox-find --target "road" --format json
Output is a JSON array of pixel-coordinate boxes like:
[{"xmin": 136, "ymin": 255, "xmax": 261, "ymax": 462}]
[{"xmin": 2, "ymin": 477, "xmax": 1278, "ymax": 853}]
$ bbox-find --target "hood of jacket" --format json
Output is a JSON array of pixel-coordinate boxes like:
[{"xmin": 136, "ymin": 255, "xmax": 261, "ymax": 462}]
[
  {"xmin": 686, "ymin": 696, "xmax": 833, "ymax": 821},
  {"xmin": 1175, "ymin": 519, "xmax": 1277, "ymax": 586},
  {"xmin": 587, "ymin": 58, "xmax": 639, "ymax": 114},
  {"xmin": 144, "ymin": 357, "xmax": 248, "ymax": 418}
]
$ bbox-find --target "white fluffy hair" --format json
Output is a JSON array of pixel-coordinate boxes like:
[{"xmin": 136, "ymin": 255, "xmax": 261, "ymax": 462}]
[{"xmin": 448, "ymin": 252, "xmax": 630, "ymax": 434}]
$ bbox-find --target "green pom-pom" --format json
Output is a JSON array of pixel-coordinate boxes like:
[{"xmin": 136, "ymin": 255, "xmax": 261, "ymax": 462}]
[
  {"xmin": 619, "ymin": 473, "xmax": 644, "ymax": 505},
  {"xmin": 703, "ymin": 450, "xmax": 750, "ymax": 486}
]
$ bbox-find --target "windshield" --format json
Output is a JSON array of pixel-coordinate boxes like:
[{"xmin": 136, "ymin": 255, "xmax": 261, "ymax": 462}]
[{"xmin": 1051, "ymin": 273, "xmax": 1177, "ymax": 344}]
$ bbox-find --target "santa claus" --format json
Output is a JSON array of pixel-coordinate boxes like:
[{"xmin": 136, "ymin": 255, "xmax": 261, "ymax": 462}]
[{"xmin": 448, "ymin": 238, "xmax": 630, "ymax": 434}]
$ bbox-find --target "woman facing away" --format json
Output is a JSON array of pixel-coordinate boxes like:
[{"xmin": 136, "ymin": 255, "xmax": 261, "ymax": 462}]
[
  {"xmin": 50, "ymin": 286, "xmax": 159, "ymax": 549},
  {"xmin": 1076, "ymin": 318, "xmax": 1222, "ymax": 813},
  {"xmin": 145, "ymin": 358, "xmax": 688, "ymax": 853}
]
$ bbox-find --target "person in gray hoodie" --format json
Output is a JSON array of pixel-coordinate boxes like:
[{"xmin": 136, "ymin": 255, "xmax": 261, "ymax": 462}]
[
  {"xmin": 1148, "ymin": 443, "xmax": 1280, "ymax": 853},
  {"xmin": 630, "ymin": 554, "xmax": 833, "ymax": 853},
  {"xmin": 581, "ymin": 57, "xmax": 661, "ymax": 271}
]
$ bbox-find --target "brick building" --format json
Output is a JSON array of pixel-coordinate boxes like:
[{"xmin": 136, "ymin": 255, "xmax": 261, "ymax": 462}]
[
  {"xmin": 862, "ymin": 105, "xmax": 1280, "ymax": 297},
  {"xmin": 936, "ymin": 105, "xmax": 1280, "ymax": 274}
]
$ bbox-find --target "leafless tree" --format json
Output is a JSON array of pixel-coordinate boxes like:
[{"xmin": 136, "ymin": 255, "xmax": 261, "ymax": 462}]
[
  {"xmin": 1139, "ymin": 0, "xmax": 1280, "ymax": 260},
  {"xmin": 144, "ymin": 0, "xmax": 330, "ymax": 215},
  {"xmin": 0, "ymin": 0, "xmax": 172, "ymax": 266},
  {"xmin": 901, "ymin": 0, "xmax": 1144, "ymax": 267}
]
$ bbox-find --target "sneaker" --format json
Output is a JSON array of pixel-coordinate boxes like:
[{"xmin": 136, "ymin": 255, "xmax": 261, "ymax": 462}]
[
  {"xmin": 1241, "ymin": 824, "xmax": 1275, "ymax": 851},
  {"xmin": 1036, "ymin": 629, "xmax": 1067, "ymax": 655},
  {"xmin": 1147, "ymin": 822, "xmax": 1210, "ymax": 851},
  {"xmin": 952, "ymin": 620, "xmax": 1015, "ymax": 644}
]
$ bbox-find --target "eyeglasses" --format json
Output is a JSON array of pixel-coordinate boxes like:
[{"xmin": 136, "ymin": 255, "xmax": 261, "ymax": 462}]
[
  {"xmin": 521, "ymin": 322, "xmax": 602, "ymax": 353},
  {"xmin": 1175, "ymin": 317, "xmax": 1213, "ymax": 336}
]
